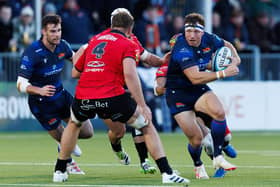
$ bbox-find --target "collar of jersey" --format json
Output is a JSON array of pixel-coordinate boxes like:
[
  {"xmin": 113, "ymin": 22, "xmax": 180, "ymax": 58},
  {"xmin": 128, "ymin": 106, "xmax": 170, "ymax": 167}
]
[{"xmin": 110, "ymin": 29, "xmax": 126, "ymax": 37}]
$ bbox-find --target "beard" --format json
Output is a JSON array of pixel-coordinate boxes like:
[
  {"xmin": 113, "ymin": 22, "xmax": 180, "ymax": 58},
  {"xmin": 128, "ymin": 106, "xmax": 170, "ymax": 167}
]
[{"xmin": 47, "ymin": 37, "xmax": 61, "ymax": 46}]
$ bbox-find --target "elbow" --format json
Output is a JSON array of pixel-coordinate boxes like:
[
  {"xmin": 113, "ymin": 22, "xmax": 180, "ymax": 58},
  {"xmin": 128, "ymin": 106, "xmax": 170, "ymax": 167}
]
[
  {"xmin": 191, "ymin": 80, "xmax": 201, "ymax": 85},
  {"xmin": 124, "ymin": 71, "xmax": 134, "ymax": 81},
  {"xmin": 71, "ymin": 70, "xmax": 80, "ymax": 79},
  {"xmin": 72, "ymin": 73, "xmax": 79, "ymax": 79}
]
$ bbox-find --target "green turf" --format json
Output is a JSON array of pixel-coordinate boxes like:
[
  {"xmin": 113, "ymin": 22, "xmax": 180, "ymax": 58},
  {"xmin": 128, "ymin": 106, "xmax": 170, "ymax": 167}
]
[{"xmin": 0, "ymin": 131, "xmax": 279, "ymax": 187}]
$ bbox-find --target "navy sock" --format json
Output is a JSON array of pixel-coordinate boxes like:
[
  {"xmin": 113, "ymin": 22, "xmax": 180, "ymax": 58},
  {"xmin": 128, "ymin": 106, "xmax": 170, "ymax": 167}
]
[
  {"xmin": 187, "ymin": 144, "xmax": 203, "ymax": 166},
  {"xmin": 211, "ymin": 119, "xmax": 226, "ymax": 157}
]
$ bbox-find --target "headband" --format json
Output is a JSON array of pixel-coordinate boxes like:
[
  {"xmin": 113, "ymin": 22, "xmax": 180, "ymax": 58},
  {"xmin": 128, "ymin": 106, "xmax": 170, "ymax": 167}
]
[{"xmin": 184, "ymin": 23, "xmax": 204, "ymax": 32}]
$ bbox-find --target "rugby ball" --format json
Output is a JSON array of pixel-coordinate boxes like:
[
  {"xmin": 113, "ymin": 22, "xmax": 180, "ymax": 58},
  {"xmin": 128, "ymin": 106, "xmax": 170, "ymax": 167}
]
[{"xmin": 212, "ymin": 46, "xmax": 232, "ymax": 71}]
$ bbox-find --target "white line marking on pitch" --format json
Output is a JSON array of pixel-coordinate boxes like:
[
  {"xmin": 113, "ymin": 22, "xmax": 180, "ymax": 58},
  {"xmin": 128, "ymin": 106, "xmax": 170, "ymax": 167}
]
[
  {"xmin": 0, "ymin": 162, "xmax": 279, "ymax": 169},
  {"xmin": 0, "ymin": 184, "xmax": 176, "ymax": 187}
]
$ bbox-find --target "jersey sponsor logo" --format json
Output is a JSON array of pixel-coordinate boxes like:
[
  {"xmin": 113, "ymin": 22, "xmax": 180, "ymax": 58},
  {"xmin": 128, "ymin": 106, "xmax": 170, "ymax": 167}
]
[
  {"xmin": 85, "ymin": 68, "xmax": 104, "ymax": 72},
  {"xmin": 179, "ymin": 48, "xmax": 189, "ymax": 53},
  {"xmin": 182, "ymin": 57, "xmax": 190, "ymax": 62},
  {"xmin": 87, "ymin": 61, "xmax": 105, "ymax": 68},
  {"xmin": 97, "ymin": 34, "xmax": 117, "ymax": 41},
  {"xmin": 80, "ymin": 100, "xmax": 109, "ymax": 110},
  {"xmin": 202, "ymin": 47, "xmax": 211, "ymax": 53},
  {"xmin": 48, "ymin": 118, "xmax": 57, "ymax": 125},
  {"xmin": 22, "ymin": 56, "xmax": 29, "ymax": 62},
  {"xmin": 35, "ymin": 48, "xmax": 42, "ymax": 53},
  {"xmin": 44, "ymin": 67, "xmax": 63, "ymax": 76},
  {"xmin": 58, "ymin": 53, "xmax": 65, "ymax": 60},
  {"xmin": 20, "ymin": 64, "xmax": 27, "ymax": 70},
  {"xmin": 111, "ymin": 113, "xmax": 123, "ymax": 121},
  {"xmin": 175, "ymin": 102, "xmax": 185, "ymax": 108}
]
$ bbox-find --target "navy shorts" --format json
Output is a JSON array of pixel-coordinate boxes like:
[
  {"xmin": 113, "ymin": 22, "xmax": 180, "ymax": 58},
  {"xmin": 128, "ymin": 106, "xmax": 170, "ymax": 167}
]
[
  {"xmin": 166, "ymin": 85, "xmax": 211, "ymax": 116},
  {"xmin": 28, "ymin": 89, "xmax": 73, "ymax": 131},
  {"xmin": 71, "ymin": 92, "xmax": 137, "ymax": 123}
]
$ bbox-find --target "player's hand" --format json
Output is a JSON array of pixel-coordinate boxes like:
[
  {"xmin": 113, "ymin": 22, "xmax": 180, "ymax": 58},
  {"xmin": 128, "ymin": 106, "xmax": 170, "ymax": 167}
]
[
  {"xmin": 161, "ymin": 51, "xmax": 171, "ymax": 64},
  {"xmin": 139, "ymin": 104, "xmax": 152, "ymax": 125},
  {"xmin": 224, "ymin": 64, "xmax": 239, "ymax": 77},
  {"xmin": 227, "ymin": 56, "xmax": 241, "ymax": 65},
  {"xmin": 39, "ymin": 85, "xmax": 56, "ymax": 96}
]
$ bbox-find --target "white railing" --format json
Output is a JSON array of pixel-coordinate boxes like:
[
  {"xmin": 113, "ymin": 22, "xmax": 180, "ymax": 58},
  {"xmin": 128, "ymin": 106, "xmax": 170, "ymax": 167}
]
[{"xmin": 1, "ymin": 44, "xmax": 280, "ymax": 82}]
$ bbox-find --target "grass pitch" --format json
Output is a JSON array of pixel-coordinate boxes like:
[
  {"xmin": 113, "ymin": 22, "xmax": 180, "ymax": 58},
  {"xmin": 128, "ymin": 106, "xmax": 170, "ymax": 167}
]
[{"xmin": 0, "ymin": 131, "xmax": 279, "ymax": 187}]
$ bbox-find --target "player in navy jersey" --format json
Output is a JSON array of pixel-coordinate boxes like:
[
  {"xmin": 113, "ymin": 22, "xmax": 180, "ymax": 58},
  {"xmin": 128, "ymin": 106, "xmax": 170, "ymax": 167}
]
[
  {"xmin": 16, "ymin": 14, "xmax": 93, "ymax": 175},
  {"xmin": 165, "ymin": 13, "xmax": 240, "ymax": 179},
  {"xmin": 155, "ymin": 34, "xmax": 238, "ymax": 160}
]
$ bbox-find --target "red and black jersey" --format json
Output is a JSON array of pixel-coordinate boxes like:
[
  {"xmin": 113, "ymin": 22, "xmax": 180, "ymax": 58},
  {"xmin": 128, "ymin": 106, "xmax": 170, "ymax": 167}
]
[
  {"xmin": 75, "ymin": 29, "xmax": 139, "ymax": 99},
  {"xmin": 155, "ymin": 63, "xmax": 168, "ymax": 78},
  {"xmin": 129, "ymin": 33, "xmax": 145, "ymax": 59}
]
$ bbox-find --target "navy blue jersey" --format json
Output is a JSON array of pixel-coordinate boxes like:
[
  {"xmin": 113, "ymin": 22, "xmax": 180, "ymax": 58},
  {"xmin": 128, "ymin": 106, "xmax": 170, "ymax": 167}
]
[
  {"xmin": 18, "ymin": 39, "xmax": 73, "ymax": 101},
  {"xmin": 166, "ymin": 32, "xmax": 224, "ymax": 89}
]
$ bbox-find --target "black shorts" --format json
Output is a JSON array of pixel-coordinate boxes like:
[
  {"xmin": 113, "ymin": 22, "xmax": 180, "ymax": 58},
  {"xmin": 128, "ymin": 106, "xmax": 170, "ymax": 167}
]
[
  {"xmin": 71, "ymin": 93, "xmax": 137, "ymax": 123},
  {"xmin": 195, "ymin": 111, "xmax": 212, "ymax": 128},
  {"xmin": 166, "ymin": 85, "xmax": 211, "ymax": 116}
]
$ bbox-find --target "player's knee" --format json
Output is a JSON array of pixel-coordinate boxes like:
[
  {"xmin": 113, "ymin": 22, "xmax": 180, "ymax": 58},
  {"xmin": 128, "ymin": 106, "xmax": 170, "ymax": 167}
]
[
  {"xmin": 114, "ymin": 131, "xmax": 125, "ymax": 139},
  {"xmin": 189, "ymin": 134, "xmax": 203, "ymax": 147},
  {"xmin": 128, "ymin": 114, "xmax": 148, "ymax": 130},
  {"xmin": 80, "ymin": 129, "xmax": 93, "ymax": 139},
  {"xmin": 70, "ymin": 108, "xmax": 83, "ymax": 127},
  {"xmin": 212, "ymin": 108, "xmax": 225, "ymax": 120},
  {"xmin": 109, "ymin": 128, "xmax": 125, "ymax": 139},
  {"xmin": 80, "ymin": 121, "xmax": 94, "ymax": 139}
]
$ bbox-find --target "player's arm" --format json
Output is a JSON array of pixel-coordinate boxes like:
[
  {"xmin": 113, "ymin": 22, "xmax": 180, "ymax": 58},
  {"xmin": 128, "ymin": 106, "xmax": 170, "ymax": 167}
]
[
  {"xmin": 184, "ymin": 66, "xmax": 219, "ymax": 84},
  {"xmin": 72, "ymin": 44, "xmax": 87, "ymax": 78},
  {"xmin": 123, "ymin": 57, "xmax": 152, "ymax": 122},
  {"xmin": 72, "ymin": 65, "xmax": 82, "ymax": 79},
  {"xmin": 141, "ymin": 50, "xmax": 170, "ymax": 67},
  {"xmin": 16, "ymin": 76, "xmax": 56, "ymax": 96},
  {"xmin": 153, "ymin": 65, "xmax": 168, "ymax": 96},
  {"xmin": 73, "ymin": 44, "xmax": 88, "ymax": 65},
  {"xmin": 224, "ymin": 40, "xmax": 241, "ymax": 65},
  {"xmin": 154, "ymin": 76, "xmax": 166, "ymax": 96},
  {"xmin": 184, "ymin": 65, "xmax": 239, "ymax": 84}
]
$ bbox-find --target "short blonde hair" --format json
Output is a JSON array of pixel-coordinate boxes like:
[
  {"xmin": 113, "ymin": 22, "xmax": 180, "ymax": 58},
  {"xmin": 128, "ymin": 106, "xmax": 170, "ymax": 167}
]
[{"xmin": 110, "ymin": 8, "xmax": 134, "ymax": 29}]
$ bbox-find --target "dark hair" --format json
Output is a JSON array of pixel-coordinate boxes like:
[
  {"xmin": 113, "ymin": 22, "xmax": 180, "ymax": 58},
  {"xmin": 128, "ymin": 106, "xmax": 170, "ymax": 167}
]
[
  {"xmin": 184, "ymin": 13, "xmax": 205, "ymax": 26},
  {"xmin": 0, "ymin": 4, "xmax": 12, "ymax": 10},
  {"xmin": 111, "ymin": 12, "xmax": 134, "ymax": 29},
  {"xmin": 42, "ymin": 14, "xmax": 61, "ymax": 28}
]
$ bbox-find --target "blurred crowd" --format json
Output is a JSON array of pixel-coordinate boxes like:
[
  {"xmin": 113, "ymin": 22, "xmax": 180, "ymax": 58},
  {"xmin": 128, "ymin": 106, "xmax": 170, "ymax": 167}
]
[
  {"xmin": 1, "ymin": 0, "xmax": 280, "ymax": 131},
  {"xmin": 0, "ymin": 0, "xmax": 280, "ymax": 54}
]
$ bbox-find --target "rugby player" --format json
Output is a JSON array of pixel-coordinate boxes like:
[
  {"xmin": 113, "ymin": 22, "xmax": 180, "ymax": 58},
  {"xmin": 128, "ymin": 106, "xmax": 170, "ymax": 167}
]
[
  {"xmin": 16, "ymin": 14, "xmax": 93, "ymax": 175},
  {"xmin": 53, "ymin": 9, "xmax": 189, "ymax": 185},
  {"xmin": 164, "ymin": 12, "xmax": 240, "ymax": 179}
]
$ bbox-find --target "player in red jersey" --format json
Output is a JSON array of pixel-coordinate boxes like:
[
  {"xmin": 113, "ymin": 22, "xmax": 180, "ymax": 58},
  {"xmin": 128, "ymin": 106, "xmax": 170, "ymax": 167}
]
[
  {"xmin": 72, "ymin": 8, "xmax": 170, "ymax": 175},
  {"xmin": 53, "ymin": 8, "xmax": 189, "ymax": 185}
]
